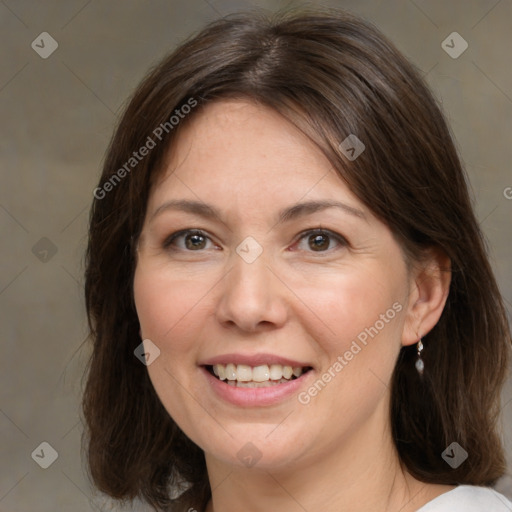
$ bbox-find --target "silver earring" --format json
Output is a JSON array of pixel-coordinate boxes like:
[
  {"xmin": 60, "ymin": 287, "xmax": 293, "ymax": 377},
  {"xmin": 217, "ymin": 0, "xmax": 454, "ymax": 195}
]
[{"xmin": 415, "ymin": 339, "xmax": 424, "ymax": 376}]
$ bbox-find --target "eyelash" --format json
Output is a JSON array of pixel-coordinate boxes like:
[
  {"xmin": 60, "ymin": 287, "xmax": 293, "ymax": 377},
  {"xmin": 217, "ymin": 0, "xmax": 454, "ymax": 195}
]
[{"xmin": 162, "ymin": 228, "xmax": 348, "ymax": 254}]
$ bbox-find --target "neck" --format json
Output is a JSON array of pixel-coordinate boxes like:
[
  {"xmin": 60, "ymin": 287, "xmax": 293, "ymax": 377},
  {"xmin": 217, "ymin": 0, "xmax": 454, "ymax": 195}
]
[{"xmin": 203, "ymin": 399, "xmax": 432, "ymax": 512}]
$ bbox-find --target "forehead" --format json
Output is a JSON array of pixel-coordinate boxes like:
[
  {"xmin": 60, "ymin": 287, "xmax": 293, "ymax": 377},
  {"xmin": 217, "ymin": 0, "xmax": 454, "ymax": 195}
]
[{"xmin": 149, "ymin": 99, "xmax": 364, "ymax": 215}]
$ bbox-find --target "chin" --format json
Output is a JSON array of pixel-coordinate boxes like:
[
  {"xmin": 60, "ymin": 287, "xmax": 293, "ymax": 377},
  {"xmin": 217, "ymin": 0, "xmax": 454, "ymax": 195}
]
[{"xmin": 199, "ymin": 422, "xmax": 310, "ymax": 471}]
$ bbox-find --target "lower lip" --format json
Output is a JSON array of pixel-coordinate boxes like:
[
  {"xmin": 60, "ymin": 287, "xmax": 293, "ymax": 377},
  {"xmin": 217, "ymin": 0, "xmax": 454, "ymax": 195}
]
[{"xmin": 201, "ymin": 366, "xmax": 313, "ymax": 407}]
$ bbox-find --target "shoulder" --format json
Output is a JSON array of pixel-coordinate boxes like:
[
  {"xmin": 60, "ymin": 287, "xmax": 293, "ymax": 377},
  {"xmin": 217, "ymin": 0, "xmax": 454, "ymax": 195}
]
[{"xmin": 417, "ymin": 485, "xmax": 512, "ymax": 511}]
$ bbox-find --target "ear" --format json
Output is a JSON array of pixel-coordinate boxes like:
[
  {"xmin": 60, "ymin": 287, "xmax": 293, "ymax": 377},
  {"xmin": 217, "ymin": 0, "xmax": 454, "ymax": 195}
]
[{"xmin": 402, "ymin": 247, "xmax": 451, "ymax": 347}]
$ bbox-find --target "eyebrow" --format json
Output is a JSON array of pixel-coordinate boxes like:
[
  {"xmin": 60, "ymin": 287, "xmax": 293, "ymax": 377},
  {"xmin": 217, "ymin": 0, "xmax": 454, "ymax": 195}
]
[{"xmin": 150, "ymin": 198, "xmax": 366, "ymax": 224}]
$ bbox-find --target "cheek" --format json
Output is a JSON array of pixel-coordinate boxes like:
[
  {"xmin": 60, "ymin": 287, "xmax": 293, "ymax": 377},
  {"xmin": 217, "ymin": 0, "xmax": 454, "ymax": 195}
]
[
  {"xmin": 293, "ymin": 272, "xmax": 405, "ymax": 429},
  {"xmin": 290, "ymin": 264, "xmax": 405, "ymax": 358},
  {"xmin": 133, "ymin": 265, "xmax": 209, "ymax": 433},
  {"xmin": 133, "ymin": 265, "xmax": 208, "ymax": 347}
]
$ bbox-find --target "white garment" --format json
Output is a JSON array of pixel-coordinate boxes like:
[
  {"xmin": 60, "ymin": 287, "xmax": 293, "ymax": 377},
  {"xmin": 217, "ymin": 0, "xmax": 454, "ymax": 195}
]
[{"xmin": 417, "ymin": 485, "xmax": 512, "ymax": 511}]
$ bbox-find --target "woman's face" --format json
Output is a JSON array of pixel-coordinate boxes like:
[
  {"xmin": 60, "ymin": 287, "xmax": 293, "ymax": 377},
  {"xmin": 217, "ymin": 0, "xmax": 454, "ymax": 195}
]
[{"xmin": 133, "ymin": 99, "xmax": 415, "ymax": 471}]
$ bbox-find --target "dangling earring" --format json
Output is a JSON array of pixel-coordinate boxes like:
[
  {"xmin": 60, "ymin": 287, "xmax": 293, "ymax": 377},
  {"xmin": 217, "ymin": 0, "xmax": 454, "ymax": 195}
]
[{"xmin": 415, "ymin": 338, "xmax": 424, "ymax": 376}]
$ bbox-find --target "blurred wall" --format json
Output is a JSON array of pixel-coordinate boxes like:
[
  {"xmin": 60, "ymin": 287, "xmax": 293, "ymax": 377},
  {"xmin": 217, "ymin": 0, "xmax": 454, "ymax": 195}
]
[{"xmin": 1, "ymin": 1, "xmax": 511, "ymax": 510}]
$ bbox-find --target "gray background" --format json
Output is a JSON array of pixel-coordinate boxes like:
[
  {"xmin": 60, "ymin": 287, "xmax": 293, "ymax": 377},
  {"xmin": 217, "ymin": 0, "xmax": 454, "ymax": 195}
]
[{"xmin": 1, "ymin": 0, "xmax": 511, "ymax": 510}]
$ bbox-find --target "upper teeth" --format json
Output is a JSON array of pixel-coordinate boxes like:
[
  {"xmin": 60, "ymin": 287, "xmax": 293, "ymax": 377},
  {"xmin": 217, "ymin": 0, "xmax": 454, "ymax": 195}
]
[{"xmin": 212, "ymin": 364, "xmax": 304, "ymax": 382}]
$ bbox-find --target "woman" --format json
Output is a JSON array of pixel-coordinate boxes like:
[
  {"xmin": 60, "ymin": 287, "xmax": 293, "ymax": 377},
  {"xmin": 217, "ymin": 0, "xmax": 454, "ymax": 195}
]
[{"xmin": 83, "ymin": 8, "xmax": 512, "ymax": 512}]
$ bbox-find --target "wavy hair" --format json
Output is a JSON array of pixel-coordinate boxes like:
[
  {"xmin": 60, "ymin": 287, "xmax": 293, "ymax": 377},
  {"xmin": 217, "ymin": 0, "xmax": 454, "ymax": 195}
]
[{"xmin": 83, "ymin": 8, "xmax": 511, "ymax": 511}]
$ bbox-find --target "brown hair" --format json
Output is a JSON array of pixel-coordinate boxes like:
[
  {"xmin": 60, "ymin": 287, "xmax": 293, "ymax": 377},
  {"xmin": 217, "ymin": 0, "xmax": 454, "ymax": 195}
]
[{"xmin": 83, "ymin": 7, "xmax": 511, "ymax": 511}]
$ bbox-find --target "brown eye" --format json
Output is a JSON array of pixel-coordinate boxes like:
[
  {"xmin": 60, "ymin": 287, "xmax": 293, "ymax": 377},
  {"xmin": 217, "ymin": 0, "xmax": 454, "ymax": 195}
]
[
  {"xmin": 296, "ymin": 229, "xmax": 347, "ymax": 253},
  {"xmin": 308, "ymin": 233, "xmax": 330, "ymax": 251},
  {"xmin": 185, "ymin": 232, "xmax": 207, "ymax": 250},
  {"xmin": 163, "ymin": 229, "xmax": 214, "ymax": 251}
]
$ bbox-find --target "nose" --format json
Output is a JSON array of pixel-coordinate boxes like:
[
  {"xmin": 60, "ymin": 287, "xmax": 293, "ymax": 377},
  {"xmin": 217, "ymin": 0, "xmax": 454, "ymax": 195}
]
[{"xmin": 215, "ymin": 253, "xmax": 289, "ymax": 333}]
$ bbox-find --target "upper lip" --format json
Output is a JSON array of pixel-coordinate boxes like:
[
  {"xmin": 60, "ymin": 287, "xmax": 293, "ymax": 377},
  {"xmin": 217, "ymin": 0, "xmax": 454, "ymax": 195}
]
[{"xmin": 200, "ymin": 353, "xmax": 312, "ymax": 368}]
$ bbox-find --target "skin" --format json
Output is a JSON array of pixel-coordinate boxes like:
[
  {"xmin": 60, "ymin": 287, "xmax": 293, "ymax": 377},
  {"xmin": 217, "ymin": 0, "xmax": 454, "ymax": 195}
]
[{"xmin": 133, "ymin": 99, "xmax": 453, "ymax": 512}]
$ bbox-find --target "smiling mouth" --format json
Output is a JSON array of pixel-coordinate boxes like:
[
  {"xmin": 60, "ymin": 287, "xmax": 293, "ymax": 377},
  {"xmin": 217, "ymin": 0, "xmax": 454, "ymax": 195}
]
[{"xmin": 205, "ymin": 363, "xmax": 313, "ymax": 388}]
